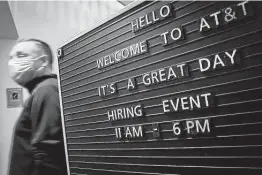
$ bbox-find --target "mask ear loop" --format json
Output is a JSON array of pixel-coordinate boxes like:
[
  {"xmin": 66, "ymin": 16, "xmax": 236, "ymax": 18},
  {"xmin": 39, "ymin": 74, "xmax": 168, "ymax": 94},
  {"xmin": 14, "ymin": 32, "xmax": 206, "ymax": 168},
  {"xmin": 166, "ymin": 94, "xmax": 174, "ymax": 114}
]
[{"xmin": 36, "ymin": 55, "xmax": 49, "ymax": 71}]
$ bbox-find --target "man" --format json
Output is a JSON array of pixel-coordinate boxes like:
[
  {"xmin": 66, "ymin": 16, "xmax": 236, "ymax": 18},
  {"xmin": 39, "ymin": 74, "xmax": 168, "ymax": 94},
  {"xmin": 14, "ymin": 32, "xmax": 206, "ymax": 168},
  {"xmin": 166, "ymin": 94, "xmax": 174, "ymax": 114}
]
[{"xmin": 7, "ymin": 38, "xmax": 67, "ymax": 175}]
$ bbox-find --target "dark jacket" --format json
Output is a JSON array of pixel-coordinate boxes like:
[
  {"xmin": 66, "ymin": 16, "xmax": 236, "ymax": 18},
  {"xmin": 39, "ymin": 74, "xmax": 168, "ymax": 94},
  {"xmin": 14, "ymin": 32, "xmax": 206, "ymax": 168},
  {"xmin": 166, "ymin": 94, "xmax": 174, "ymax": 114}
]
[{"xmin": 8, "ymin": 75, "xmax": 67, "ymax": 175}]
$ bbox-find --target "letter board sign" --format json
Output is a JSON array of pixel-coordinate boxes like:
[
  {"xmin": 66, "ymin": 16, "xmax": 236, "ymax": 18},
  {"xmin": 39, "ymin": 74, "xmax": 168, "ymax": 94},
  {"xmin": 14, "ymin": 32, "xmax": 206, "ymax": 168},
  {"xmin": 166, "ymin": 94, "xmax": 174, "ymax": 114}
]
[{"xmin": 57, "ymin": 1, "xmax": 262, "ymax": 175}]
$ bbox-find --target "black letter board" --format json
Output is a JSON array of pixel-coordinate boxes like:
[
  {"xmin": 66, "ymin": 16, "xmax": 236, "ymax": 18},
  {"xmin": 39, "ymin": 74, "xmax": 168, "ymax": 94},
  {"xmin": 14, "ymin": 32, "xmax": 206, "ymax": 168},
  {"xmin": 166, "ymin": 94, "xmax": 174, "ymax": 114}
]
[{"xmin": 57, "ymin": 1, "xmax": 262, "ymax": 175}]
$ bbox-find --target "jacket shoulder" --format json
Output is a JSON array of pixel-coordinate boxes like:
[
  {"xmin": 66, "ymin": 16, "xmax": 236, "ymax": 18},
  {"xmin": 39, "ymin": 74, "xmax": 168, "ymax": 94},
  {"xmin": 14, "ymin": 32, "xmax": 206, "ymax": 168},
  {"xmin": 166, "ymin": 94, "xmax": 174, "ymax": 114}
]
[{"xmin": 33, "ymin": 77, "xmax": 59, "ymax": 95}]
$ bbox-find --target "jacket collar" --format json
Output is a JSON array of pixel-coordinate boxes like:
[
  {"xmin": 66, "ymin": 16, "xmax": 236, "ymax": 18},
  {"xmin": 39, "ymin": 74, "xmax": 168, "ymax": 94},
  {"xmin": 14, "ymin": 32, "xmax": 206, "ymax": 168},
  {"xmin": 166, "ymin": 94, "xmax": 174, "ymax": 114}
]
[{"xmin": 25, "ymin": 74, "xmax": 57, "ymax": 93}]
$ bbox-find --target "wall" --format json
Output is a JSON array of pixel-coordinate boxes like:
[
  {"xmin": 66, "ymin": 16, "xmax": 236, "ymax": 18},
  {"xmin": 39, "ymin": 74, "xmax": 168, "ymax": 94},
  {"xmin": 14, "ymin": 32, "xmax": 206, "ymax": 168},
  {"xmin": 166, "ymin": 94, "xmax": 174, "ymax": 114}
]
[
  {"xmin": 0, "ymin": 1, "xmax": 123, "ymax": 175},
  {"xmin": 0, "ymin": 1, "xmax": 18, "ymax": 39}
]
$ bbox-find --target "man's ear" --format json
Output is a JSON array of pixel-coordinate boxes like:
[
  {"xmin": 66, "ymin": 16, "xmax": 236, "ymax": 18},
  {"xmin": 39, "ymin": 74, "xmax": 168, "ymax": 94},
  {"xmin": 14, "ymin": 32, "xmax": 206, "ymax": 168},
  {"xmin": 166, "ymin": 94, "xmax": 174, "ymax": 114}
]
[{"xmin": 39, "ymin": 55, "xmax": 50, "ymax": 67}]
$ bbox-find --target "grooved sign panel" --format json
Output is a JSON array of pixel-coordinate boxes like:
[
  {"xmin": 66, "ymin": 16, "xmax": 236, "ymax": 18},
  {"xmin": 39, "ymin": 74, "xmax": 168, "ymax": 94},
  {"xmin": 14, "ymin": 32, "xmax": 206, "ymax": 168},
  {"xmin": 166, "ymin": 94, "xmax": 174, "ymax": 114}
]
[{"xmin": 57, "ymin": 1, "xmax": 262, "ymax": 175}]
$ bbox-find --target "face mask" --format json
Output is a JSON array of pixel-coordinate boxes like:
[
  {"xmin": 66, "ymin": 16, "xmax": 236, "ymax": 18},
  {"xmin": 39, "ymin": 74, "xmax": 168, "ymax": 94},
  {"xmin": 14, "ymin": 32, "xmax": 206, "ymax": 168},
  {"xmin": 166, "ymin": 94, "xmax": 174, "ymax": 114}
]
[{"xmin": 8, "ymin": 55, "xmax": 47, "ymax": 86}]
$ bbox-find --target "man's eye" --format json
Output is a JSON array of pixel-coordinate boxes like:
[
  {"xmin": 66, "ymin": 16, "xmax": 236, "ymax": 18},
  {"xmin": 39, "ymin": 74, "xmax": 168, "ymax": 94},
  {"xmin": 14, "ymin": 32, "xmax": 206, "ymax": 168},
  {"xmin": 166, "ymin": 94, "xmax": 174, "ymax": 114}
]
[{"xmin": 17, "ymin": 53, "xmax": 27, "ymax": 57}]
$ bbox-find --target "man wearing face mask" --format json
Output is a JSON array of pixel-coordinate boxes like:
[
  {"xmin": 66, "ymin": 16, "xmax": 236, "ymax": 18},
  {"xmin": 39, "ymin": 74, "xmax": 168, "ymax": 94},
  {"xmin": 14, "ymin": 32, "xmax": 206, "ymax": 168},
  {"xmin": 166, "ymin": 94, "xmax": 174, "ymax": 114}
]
[{"xmin": 7, "ymin": 38, "xmax": 67, "ymax": 175}]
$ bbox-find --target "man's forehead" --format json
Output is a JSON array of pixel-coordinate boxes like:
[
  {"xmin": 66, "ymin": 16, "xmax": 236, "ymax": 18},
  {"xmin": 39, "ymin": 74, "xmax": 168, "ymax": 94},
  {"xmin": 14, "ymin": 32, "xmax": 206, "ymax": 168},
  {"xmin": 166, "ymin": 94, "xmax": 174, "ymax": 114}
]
[{"xmin": 10, "ymin": 41, "xmax": 40, "ymax": 56}]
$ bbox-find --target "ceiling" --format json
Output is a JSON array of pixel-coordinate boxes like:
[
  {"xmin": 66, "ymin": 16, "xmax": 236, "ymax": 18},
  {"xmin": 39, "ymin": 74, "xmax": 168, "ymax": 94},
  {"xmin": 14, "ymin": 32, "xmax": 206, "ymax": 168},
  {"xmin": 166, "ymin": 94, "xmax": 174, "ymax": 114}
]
[
  {"xmin": 0, "ymin": 1, "xmax": 18, "ymax": 39},
  {"xmin": 117, "ymin": 0, "xmax": 134, "ymax": 6}
]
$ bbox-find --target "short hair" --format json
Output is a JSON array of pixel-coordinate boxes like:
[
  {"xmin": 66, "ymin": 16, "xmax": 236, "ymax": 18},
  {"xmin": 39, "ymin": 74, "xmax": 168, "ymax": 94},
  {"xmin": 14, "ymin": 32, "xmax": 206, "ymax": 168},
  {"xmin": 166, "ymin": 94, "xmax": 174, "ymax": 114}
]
[{"xmin": 18, "ymin": 38, "xmax": 53, "ymax": 65}]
